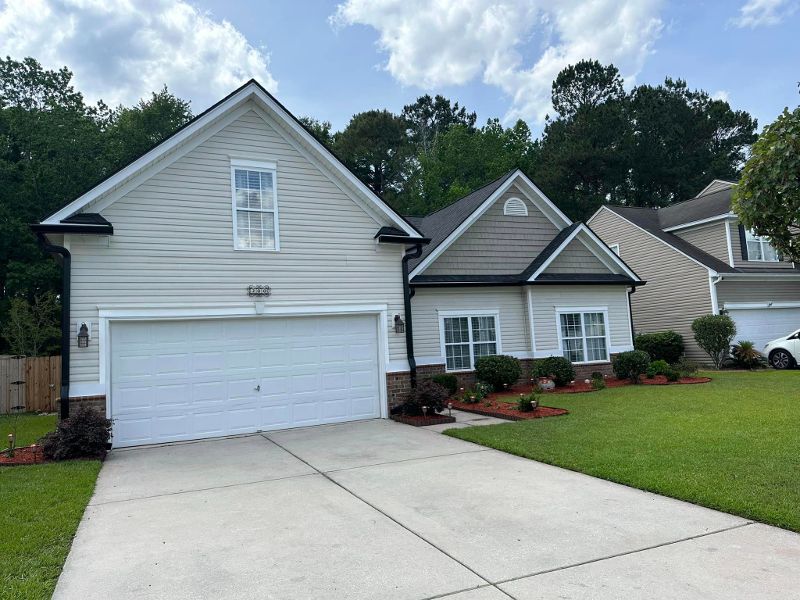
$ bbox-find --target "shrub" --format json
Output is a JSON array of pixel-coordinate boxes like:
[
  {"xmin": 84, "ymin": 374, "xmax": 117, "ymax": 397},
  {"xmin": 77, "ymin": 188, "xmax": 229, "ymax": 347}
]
[
  {"xmin": 475, "ymin": 355, "xmax": 521, "ymax": 391},
  {"xmin": 590, "ymin": 371, "xmax": 605, "ymax": 380},
  {"xmin": 401, "ymin": 380, "xmax": 449, "ymax": 416},
  {"xmin": 612, "ymin": 350, "xmax": 651, "ymax": 383},
  {"xmin": 590, "ymin": 375, "xmax": 606, "ymax": 390},
  {"xmin": 646, "ymin": 359, "xmax": 672, "ymax": 378},
  {"xmin": 692, "ymin": 314, "xmax": 736, "ymax": 369},
  {"xmin": 675, "ymin": 356, "xmax": 699, "ymax": 377},
  {"xmin": 40, "ymin": 407, "xmax": 112, "ymax": 461},
  {"xmin": 664, "ymin": 367, "xmax": 680, "ymax": 382},
  {"xmin": 517, "ymin": 392, "xmax": 538, "ymax": 412},
  {"xmin": 634, "ymin": 331, "xmax": 685, "ymax": 363},
  {"xmin": 730, "ymin": 341, "xmax": 766, "ymax": 370},
  {"xmin": 431, "ymin": 374, "xmax": 458, "ymax": 396},
  {"xmin": 533, "ymin": 356, "xmax": 576, "ymax": 387},
  {"xmin": 461, "ymin": 382, "xmax": 492, "ymax": 404}
]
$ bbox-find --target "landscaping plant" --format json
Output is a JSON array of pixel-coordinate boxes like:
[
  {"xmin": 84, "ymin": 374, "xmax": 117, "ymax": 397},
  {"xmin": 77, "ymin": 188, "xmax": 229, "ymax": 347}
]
[
  {"xmin": 675, "ymin": 356, "xmax": 699, "ymax": 378},
  {"xmin": 612, "ymin": 350, "xmax": 651, "ymax": 383},
  {"xmin": 692, "ymin": 314, "xmax": 736, "ymax": 369},
  {"xmin": 40, "ymin": 407, "xmax": 112, "ymax": 461},
  {"xmin": 461, "ymin": 382, "xmax": 492, "ymax": 404},
  {"xmin": 533, "ymin": 356, "xmax": 575, "ymax": 387},
  {"xmin": 729, "ymin": 341, "xmax": 766, "ymax": 370},
  {"xmin": 431, "ymin": 374, "xmax": 458, "ymax": 396},
  {"xmin": 590, "ymin": 375, "xmax": 606, "ymax": 390},
  {"xmin": 517, "ymin": 392, "xmax": 539, "ymax": 412},
  {"xmin": 475, "ymin": 355, "xmax": 522, "ymax": 391},
  {"xmin": 401, "ymin": 380, "xmax": 449, "ymax": 416},
  {"xmin": 634, "ymin": 331, "xmax": 685, "ymax": 363}
]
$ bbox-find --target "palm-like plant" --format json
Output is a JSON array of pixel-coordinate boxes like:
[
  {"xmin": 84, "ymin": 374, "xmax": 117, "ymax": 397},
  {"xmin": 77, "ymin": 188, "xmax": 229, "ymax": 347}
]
[{"xmin": 731, "ymin": 340, "xmax": 765, "ymax": 370}]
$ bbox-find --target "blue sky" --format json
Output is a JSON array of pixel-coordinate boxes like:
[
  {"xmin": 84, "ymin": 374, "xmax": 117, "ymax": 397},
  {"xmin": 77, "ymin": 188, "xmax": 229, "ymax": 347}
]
[{"xmin": 1, "ymin": 0, "xmax": 798, "ymax": 134}]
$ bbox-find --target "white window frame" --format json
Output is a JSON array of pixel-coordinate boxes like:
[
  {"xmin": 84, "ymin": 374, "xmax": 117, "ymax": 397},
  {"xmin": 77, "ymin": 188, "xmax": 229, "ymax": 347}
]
[
  {"xmin": 555, "ymin": 307, "xmax": 611, "ymax": 365},
  {"xmin": 745, "ymin": 229, "xmax": 779, "ymax": 262},
  {"xmin": 230, "ymin": 159, "xmax": 280, "ymax": 252},
  {"xmin": 438, "ymin": 310, "xmax": 502, "ymax": 372},
  {"xmin": 609, "ymin": 243, "xmax": 620, "ymax": 256}
]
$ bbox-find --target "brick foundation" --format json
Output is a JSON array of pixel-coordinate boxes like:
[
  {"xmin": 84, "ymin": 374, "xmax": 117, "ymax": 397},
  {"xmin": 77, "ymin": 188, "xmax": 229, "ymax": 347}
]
[{"xmin": 65, "ymin": 395, "xmax": 106, "ymax": 418}]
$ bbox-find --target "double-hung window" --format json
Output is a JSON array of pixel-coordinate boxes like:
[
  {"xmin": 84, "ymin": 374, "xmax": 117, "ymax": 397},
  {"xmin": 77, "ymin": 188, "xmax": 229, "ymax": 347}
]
[
  {"xmin": 442, "ymin": 313, "xmax": 499, "ymax": 371},
  {"xmin": 745, "ymin": 229, "xmax": 778, "ymax": 262},
  {"xmin": 558, "ymin": 310, "xmax": 608, "ymax": 363},
  {"xmin": 231, "ymin": 160, "xmax": 279, "ymax": 250}
]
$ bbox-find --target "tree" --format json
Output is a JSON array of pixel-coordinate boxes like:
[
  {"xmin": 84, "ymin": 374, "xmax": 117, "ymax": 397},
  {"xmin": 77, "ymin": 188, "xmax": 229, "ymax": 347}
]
[
  {"xmin": 334, "ymin": 110, "xmax": 410, "ymax": 199},
  {"xmin": 734, "ymin": 105, "xmax": 800, "ymax": 262},
  {"xmin": 1, "ymin": 292, "xmax": 60, "ymax": 356},
  {"xmin": 298, "ymin": 116, "xmax": 334, "ymax": 147},
  {"xmin": 692, "ymin": 314, "xmax": 736, "ymax": 369},
  {"xmin": 402, "ymin": 94, "xmax": 476, "ymax": 156},
  {"xmin": 551, "ymin": 59, "xmax": 625, "ymax": 119}
]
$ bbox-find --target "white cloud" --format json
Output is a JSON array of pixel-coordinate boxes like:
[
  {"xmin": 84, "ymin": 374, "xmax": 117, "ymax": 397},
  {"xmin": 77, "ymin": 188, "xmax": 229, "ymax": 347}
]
[
  {"xmin": 731, "ymin": 0, "xmax": 797, "ymax": 28},
  {"xmin": 0, "ymin": 0, "xmax": 277, "ymax": 110},
  {"xmin": 712, "ymin": 90, "xmax": 730, "ymax": 102},
  {"xmin": 331, "ymin": 0, "xmax": 663, "ymax": 124}
]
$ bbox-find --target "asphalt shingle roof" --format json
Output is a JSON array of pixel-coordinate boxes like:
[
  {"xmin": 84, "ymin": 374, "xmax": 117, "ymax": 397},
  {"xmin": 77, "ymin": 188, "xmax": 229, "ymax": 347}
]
[{"xmin": 657, "ymin": 186, "xmax": 734, "ymax": 229}]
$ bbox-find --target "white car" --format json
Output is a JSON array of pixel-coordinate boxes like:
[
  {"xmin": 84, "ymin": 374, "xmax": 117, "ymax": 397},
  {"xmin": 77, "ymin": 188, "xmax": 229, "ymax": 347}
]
[{"xmin": 764, "ymin": 329, "xmax": 800, "ymax": 370}]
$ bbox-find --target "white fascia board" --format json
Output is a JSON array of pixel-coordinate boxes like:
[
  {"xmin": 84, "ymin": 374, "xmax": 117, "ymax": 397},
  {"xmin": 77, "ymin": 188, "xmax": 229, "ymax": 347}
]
[
  {"xmin": 410, "ymin": 170, "xmax": 571, "ymax": 278},
  {"xmin": 528, "ymin": 226, "xmax": 582, "ymax": 281},
  {"xmin": 579, "ymin": 225, "xmax": 641, "ymax": 280},
  {"xmin": 717, "ymin": 272, "xmax": 800, "ymax": 281},
  {"xmin": 662, "ymin": 213, "xmax": 735, "ymax": 232}
]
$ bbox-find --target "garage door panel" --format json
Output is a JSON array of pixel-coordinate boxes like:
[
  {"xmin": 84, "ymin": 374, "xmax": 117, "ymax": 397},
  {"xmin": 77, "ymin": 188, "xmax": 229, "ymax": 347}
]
[
  {"xmin": 111, "ymin": 315, "xmax": 381, "ymax": 447},
  {"xmin": 727, "ymin": 307, "xmax": 800, "ymax": 349}
]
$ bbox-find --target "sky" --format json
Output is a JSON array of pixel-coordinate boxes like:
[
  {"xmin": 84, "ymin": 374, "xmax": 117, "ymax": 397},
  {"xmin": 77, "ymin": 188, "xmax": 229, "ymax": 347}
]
[{"xmin": 0, "ymin": 0, "xmax": 798, "ymax": 134}]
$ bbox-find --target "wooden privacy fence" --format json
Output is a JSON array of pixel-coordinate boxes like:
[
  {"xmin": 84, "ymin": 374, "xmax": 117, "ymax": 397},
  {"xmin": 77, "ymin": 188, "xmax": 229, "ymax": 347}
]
[{"xmin": 0, "ymin": 355, "xmax": 61, "ymax": 414}]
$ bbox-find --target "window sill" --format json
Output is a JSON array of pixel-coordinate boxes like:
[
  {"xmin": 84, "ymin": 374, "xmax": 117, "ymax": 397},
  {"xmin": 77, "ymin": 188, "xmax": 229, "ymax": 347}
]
[{"xmin": 233, "ymin": 246, "xmax": 280, "ymax": 253}]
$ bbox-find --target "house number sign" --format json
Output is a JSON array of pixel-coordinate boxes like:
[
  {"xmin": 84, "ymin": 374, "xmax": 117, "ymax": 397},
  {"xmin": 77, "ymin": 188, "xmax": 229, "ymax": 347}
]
[{"xmin": 247, "ymin": 284, "xmax": 272, "ymax": 297}]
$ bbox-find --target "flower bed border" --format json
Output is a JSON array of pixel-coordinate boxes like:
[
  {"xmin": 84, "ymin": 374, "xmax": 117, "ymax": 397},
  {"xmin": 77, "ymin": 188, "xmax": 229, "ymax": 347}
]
[
  {"xmin": 447, "ymin": 400, "xmax": 568, "ymax": 421},
  {"xmin": 390, "ymin": 414, "xmax": 457, "ymax": 427},
  {"xmin": 0, "ymin": 445, "xmax": 47, "ymax": 466}
]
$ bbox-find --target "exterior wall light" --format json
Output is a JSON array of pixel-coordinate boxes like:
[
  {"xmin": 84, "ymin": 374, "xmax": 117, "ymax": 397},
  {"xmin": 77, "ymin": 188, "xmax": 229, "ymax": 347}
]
[
  {"xmin": 393, "ymin": 314, "xmax": 405, "ymax": 334},
  {"xmin": 77, "ymin": 322, "xmax": 90, "ymax": 348}
]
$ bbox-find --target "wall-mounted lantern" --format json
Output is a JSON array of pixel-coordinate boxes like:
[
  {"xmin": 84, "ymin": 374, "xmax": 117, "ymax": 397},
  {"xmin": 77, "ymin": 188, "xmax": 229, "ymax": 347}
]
[
  {"xmin": 393, "ymin": 314, "xmax": 405, "ymax": 334},
  {"xmin": 77, "ymin": 322, "xmax": 90, "ymax": 348}
]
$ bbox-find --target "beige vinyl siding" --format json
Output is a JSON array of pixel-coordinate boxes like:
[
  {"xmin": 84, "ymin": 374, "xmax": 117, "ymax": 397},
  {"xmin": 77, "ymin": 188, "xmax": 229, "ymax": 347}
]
[
  {"xmin": 717, "ymin": 280, "xmax": 800, "ymax": 305},
  {"xmin": 67, "ymin": 107, "xmax": 406, "ymax": 385},
  {"xmin": 589, "ymin": 207, "xmax": 713, "ymax": 362},
  {"xmin": 543, "ymin": 238, "xmax": 610, "ymax": 274},
  {"xmin": 728, "ymin": 221, "xmax": 797, "ymax": 270},
  {"xmin": 530, "ymin": 285, "xmax": 631, "ymax": 356},
  {"xmin": 411, "ymin": 287, "xmax": 529, "ymax": 362},
  {"xmin": 424, "ymin": 185, "xmax": 560, "ymax": 275},
  {"xmin": 673, "ymin": 221, "xmax": 731, "ymax": 265}
]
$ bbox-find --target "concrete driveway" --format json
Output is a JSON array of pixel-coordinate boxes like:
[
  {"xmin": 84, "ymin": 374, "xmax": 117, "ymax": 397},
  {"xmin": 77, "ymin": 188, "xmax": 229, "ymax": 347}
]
[{"xmin": 55, "ymin": 419, "xmax": 800, "ymax": 600}]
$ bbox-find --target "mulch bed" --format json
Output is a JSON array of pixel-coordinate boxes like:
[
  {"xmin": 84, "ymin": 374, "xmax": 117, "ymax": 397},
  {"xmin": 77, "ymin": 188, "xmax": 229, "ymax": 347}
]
[
  {"xmin": 0, "ymin": 445, "xmax": 47, "ymax": 466},
  {"xmin": 546, "ymin": 375, "xmax": 712, "ymax": 394},
  {"xmin": 390, "ymin": 413, "xmax": 457, "ymax": 427},
  {"xmin": 447, "ymin": 398, "xmax": 569, "ymax": 421}
]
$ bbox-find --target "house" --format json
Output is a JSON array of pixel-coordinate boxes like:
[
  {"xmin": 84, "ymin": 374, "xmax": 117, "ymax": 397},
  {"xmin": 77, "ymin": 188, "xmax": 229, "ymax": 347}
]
[
  {"xmin": 588, "ymin": 180, "xmax": 800, "ymax": 363},
  {"xmin": 32, "ymin": 80, "xmax": 640, "ymax": 448}
]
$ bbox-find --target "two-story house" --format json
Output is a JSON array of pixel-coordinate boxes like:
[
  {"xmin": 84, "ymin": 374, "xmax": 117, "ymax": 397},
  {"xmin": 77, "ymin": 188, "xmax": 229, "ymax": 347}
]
[
  {"xmin": 33, "ymin": 80, "xmax": 640, "ymax": 447},
  {"xmin": 589, "ymin": 180, "xmax": 800, "ymax": 364}
]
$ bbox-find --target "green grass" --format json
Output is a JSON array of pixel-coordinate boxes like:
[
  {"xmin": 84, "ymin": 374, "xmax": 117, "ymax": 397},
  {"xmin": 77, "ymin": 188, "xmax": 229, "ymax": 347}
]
[
  {"xmin": 446, "ymin": 370, "xmax": 800, "ymax": 532},
  {"xmin": 1, "ymin": 414, "xmax": 101, "ymax": 599},
  {"xmin": 1, "ymin": 413, "xmax": 58, "ymax": 448}
]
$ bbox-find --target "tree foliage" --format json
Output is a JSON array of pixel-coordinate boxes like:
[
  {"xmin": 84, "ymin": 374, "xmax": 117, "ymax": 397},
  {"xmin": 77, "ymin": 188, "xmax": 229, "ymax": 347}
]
[
  {"xmin": 734, "ymin": 105, "xmax": 800, "ymax": 262},
  {"xmin": 692, "ymin": 314, "xmax": 737, "ymax": 369},
  {"xmin": 1, "ymin": 292, "xmax": 60, "ymax": 356}
]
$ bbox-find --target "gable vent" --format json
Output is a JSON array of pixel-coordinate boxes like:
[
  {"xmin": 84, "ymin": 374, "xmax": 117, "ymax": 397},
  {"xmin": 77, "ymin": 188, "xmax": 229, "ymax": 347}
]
[{"xmin": 503, "ymin": 197, "xmax": 528, "ymax": 217}]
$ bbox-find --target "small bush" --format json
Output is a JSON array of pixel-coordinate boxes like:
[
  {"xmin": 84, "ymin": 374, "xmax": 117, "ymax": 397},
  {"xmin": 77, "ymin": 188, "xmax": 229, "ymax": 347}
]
[
  {"xmin": 590, "ymin": 371, "xmax": 605, "ymax": 380},
  {"xmin": 692, "ymin": 314, "xmax": 736, "ymax": 369},
  {"xmin": 40, "ymin": 407, "xmax": 112, "ymax": 461},
  {"xmin": 612, "ymin": 350, "xmax": 651, "ymax": 383},
  {"xmin": 634, "ymin": 331, "xmax": 685, "ymax": 363},
  {"xmin": 517, "ymin": 392, "xmax": 539, "ymax": 412},
  {"xmin": 590, "ymin": 376, "xmax": 606, "ymax": 390},
  {"xmin": 461, "ymin": 382, "xmax": 492, "ymax": 404},
  {"xmin": 646, "ymin": 359, "xmax": 672, "ymax": 379},
  {"xmin": 730, "ymin": 341, "xmax": 766, "ymax": 370},
  {"xmin": 475, "ymin": 355, "xmax": 522, "ymax": 391},
  {"xmin": 533, "ymin": 356, "xmax": 576, "ymax": 387},
  {"xmin": 401, "ymin": 380, "xmax": 450, "ymax": 416},
  {"xmin": 675, "ymin": 356, "xmax": 699, "ymax": 377},
  {"xmin": 664, "ymin": 367, "xmax": 680, "ymax": 382},
  {"xmin": 431, "ymin": 374, "xmax": 458, "ymax": 396}
]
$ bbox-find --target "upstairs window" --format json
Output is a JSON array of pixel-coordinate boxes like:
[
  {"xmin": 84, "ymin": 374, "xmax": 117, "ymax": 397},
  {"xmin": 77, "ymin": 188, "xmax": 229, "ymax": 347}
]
[
  {"xmin": 231, "ymin": 160, "xmax": 279, "ymax": 251},
  {"xmin": 745, "ymin": 229, "xmax": 778, "ymax": 262}
]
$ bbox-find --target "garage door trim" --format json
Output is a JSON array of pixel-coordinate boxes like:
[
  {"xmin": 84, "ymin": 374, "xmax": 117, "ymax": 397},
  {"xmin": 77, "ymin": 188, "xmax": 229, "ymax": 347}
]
[
  {"xmin": 97, "ymin": 303, "xmax": 390, "ymax": 421},
  {"xmin": 724, "ymin": 301, "xmax": 800, "ymax": 310}
]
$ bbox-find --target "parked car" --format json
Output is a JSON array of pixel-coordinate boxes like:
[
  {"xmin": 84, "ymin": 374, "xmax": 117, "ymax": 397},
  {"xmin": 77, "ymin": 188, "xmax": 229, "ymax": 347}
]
[{"xmin": 763, "ymin": 329, "xmax": 800, "ymax": 369}]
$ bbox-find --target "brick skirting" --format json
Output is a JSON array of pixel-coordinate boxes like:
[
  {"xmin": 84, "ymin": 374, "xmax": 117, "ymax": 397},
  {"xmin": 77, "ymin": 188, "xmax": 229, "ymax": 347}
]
[{"xmin": 65, "ymin": 395, "xmax": 106, "ymax": 418}]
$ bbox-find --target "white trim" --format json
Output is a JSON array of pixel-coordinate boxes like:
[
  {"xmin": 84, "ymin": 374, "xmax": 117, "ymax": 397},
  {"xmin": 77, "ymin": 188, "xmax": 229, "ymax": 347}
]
[
  {"xmin": 609, "ymin": 243, "xmax": 620, "ymax": 256},
  {"xmin": 709, "ymin": 275, "xmax": 720, "ymax": 314},
  {"xmin": 410, "ymin": 170, "xmax": 571, "ymax": 277},
  {"xmin": 743, "ymin": 228, "xmax": 781, "ymax": 263},
  {"xmin": 41, "ymin": 82, "xmax": 420, "ymax": 238},
  {"xmin": 625, "ymin": 288, "xmax": 635, "ymax": 348},
  {"xmin": 695, "ymin": 179, "xmax": 736, "ymax": 198},
  {"xmin": 593, "ymin": 206, "xmax": 719, "ymax": 276},
  {"xmin": 70, "ymin": 383, "xmax": 105, "ymax": 397},
  {"xmin": 438, "ymin": 310, "xmax": 502, "ymax": 372},
  {"xmin": 230, "ymin": 161, "xmax": 280, "ymax": 252},
  {"xmin": 724, "ymin": 221, "xmax": 735, "ymax": 267},
  {"xmin": 662, "ymin": 213, "xmax": 735, "ymax": 232},
  {"xmin": 526, "ymin": 288, "xmax": 536, "ymax": 353},
  {"xmin": 503, "ymin": 197, "xmax": 528, "ymax": 217},
  {"xmin": 717, "ymin": 273, "xmax": 800, "ymax": 281},
  {"xmin": 724, "ymin": 302, "xmax": 800, "ymax": 310},
  {"xmin": 555, "ymin": 307, "xmax": 611, "ymax": 365}
]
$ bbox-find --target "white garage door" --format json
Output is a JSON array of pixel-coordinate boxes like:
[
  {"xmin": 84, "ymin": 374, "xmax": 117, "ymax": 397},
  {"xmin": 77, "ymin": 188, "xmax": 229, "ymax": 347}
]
[
  {"xmin": 726, "ymin": 307, "xmax": 800, "ymax": 350},
  {"xmin": 110, "ymin": 314, "xmax": 381, "ymax": 447}
]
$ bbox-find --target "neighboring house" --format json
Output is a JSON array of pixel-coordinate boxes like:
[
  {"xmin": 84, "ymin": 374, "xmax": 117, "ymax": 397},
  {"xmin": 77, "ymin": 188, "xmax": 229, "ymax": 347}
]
[
  {"xmin": 589, "ymin": 180, "xmax": 800, "ymax": 363},
  {"xmin": 32, "ymin": 80, "xmax": 639, "ymax": 448}
]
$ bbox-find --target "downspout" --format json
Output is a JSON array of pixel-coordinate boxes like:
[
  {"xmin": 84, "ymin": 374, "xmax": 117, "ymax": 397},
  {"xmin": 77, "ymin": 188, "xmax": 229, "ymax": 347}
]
[
  {"xmin": 402, "ymin": 244, "xmax": 423, "ymax": 387},
  {"xmin": 36, "ymin": 233, "xmax": 71, "ymax": 419},
  {"xmin": 627, "ymin": 286, "xmax": 637, "ymax": 340}
]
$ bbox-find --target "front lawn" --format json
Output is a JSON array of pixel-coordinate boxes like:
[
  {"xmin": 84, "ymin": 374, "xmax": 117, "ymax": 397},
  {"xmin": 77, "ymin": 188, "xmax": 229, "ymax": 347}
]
[
  {"xmin": 1, "ymin": 412, "xmax": 58, "ymax": 447},
  {"xmin": 1, "ymin": 413, "xmax": 101, "ymax": 599},
  {"xmin": 446, "ymin": 370, "xmax": 800, "ymax": 532}
]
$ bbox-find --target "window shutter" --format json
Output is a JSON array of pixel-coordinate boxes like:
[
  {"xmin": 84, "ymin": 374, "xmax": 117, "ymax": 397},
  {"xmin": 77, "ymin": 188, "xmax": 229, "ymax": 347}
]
[{"xmin": 738, "ymin": 224, "xmax": 749, "ymax": 261}]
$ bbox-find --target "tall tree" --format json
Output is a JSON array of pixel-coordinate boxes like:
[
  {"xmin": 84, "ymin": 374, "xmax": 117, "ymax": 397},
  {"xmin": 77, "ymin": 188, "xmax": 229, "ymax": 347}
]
[
  {"xmin": 334, "ymin": 110, "xmax": 410, "ymax": 199},
  {"xmin": 550, "ymin": 59, "xmax": 625, "ymax": 119},
  {"xmin": 402, "ymin": 94, "xmax": 476, "ymax": 156},
  {"xmin": 298, "ymin": 116, "xmax": 334, "ymax": 147}
]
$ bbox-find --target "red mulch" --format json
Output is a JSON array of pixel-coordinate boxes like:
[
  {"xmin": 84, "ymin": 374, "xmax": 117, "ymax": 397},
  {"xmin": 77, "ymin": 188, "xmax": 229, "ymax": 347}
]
[
  {"xmin": 448, "ymin": 397, "xmax": 568, "ymax": 421},
  {"xmin": 544, "ymin": 375, "xmax": 712, "ymax": 393},
  {"xmin": 0, "ymin": 445, "xmax": 47, "ymax": 466},
  {"xmin": 390, "ymin": 413, "xmax": 457, "ymax": 427}
]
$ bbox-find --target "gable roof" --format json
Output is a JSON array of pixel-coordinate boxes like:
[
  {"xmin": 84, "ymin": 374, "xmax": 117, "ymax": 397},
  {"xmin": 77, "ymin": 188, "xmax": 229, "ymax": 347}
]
[
  {"xmin": 407, "ymin": 169, "xmax": 572, "ymax": 276},
  {"xmin": 658, "ymin": 186, "xmax": 735, "ymax": 230},
  {"xmin": 695, "ymin": 179, "xmax": 735, "ymax": 198},
  {"xmin": 39, "ymin": 80, "xmax": 422, "ymax": 239},
  {"xmin": 601, "ymin": 205, "xmax": 737, "ymax": 273}
]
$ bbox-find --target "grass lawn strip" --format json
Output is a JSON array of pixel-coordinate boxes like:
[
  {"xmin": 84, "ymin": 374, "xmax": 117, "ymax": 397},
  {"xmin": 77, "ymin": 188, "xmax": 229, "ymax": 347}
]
[{"xmin": 446, "ymin": 370, "xmax": 800, "ymax": 533}]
